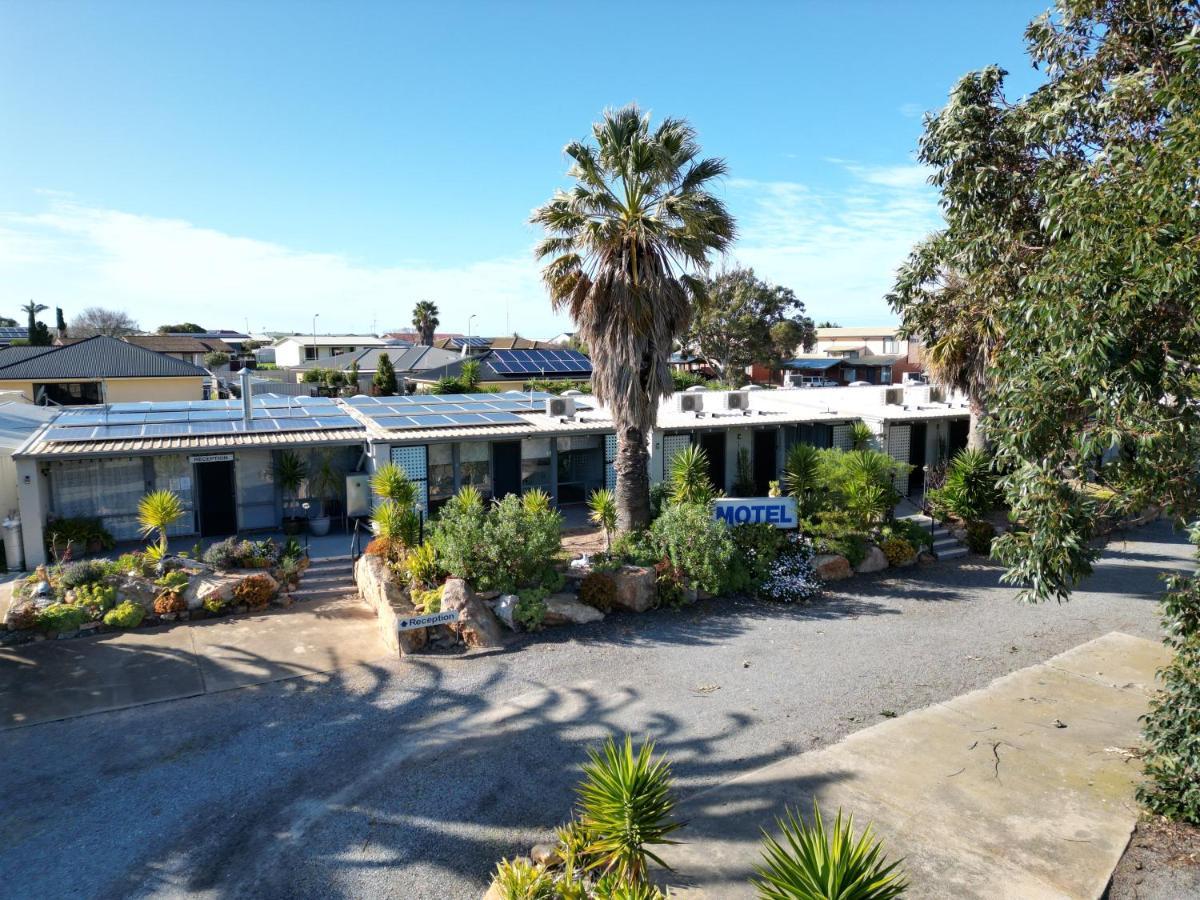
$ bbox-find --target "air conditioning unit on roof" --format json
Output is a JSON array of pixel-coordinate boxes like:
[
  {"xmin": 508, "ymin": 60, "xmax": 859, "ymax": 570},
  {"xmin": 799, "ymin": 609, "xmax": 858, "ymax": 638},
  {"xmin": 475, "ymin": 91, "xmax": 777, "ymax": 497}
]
[
  {"xmin": 884, "ymin": 387, "xmax": 904, "ymax": 405},
  {"xmin": 676, "ymin": 393, "xmax": 703, "ymax": 413},
  {"xmin": 724, "ymin": 391, "xmax": 749, "ymax": 411},
  {"xmin": 545, "ymin": 397, "xmax": 576, "ymax": 418}
]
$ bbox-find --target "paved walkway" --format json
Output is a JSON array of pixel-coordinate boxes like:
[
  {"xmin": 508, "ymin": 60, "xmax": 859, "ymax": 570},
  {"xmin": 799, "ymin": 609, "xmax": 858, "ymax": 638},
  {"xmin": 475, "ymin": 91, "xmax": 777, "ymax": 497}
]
[
  {"xmin": 0, "ymin": 594, "xmax": 385, "ymax": 729},
  {"xmin": 659, "ymin": 631, "xmax": 1170, "ymax": 899}
]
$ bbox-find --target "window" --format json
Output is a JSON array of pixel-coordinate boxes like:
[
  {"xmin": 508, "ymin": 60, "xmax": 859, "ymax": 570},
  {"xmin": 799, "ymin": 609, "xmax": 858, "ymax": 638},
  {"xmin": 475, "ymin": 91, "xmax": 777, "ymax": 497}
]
[
  {"xmin": 304, "ymin": 345, "xmax": 318, "ymax": 361},
  {"xmin": 843, "ymin": 368, "xmax": 857, "ymax": 382},
  {"xmin": 521, "ymin": 438, "xmax": 552, "ymax": 493},
  {"xmin": 428, "ymin": 443, "xmax": 454, "ymax": 503},
  {"xmin": 882, "ymin": 338, "xmax": 898, "ymax": 354},
  {"xmin": 50, "ymin": 457, "xmax": 148, "ymax": 540},
  {"xmin": 459, "ymin": 442, "xmax": 491, "ymax": 496},
  {"xmin": 34, "ymin": 382, "xmax": 102, "ymax": 406},
  {"xmin": 880, "ymin": 366, "xmax": 892, "ymax": 384}
]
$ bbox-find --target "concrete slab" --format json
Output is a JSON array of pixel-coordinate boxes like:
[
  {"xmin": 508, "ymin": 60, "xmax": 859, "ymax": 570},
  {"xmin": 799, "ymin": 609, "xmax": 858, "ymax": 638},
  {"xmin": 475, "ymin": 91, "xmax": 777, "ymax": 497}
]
[
  {"xmin": 0, "ymin": 626, "xmax": 204, "ymax": 729},
  {"xmin": 659, "ymin": 632, "xmax": 1170, "ymax": 900},
  {"xmin": 189, "ymin": 596, "xmax": 387, "ymax": 693}
]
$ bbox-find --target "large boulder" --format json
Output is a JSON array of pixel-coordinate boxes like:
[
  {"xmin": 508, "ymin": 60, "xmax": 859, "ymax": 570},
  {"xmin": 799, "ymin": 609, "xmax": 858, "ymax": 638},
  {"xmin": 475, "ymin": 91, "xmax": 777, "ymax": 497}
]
[
  {"xmin": 355, "ymin": 554, "xmax": 427, "ymax": 655},
  {"xmin": 440, "ymin": 578, "xmax": 504, "ymax": 649},
  {"xmin": 182, "ymin": 572, "xmax": 243, "ymax": 611},
  {"xmin": 611, "ymin": 566, "xmax": 655, "ymax": 613},
  {"xmin": 491, "ymin": 594, "xmax": 518, "ymax": 630},
  {"xmin": 542, "ymin": 593, "xmax": 604, "ymax": 626},
  {"xmin": 813, "ymin": 554, "xmax": 852, "ymax": 581},
  {"xmin": 118, "ymin": 575, "xmax": 160, "ymax": 612},
  {"xmin": 854, "ymin": 544, "xmax": 888, "ymax": 574}
]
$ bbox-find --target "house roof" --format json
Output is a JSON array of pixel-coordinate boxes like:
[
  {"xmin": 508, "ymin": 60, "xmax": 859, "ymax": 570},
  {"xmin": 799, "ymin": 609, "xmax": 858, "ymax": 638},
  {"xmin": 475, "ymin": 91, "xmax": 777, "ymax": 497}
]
[
  {"xmin": 273, "ymin": 334, "xmax": 386, "ymax": 348},
  {"xmin": 0, "ymin": 335, "xmax": 209, "ymax": 380},
  {"xmin": 408, "ymin": 348, "xmax": 593, "ymax": 383},
  {"xmin": 816, "ymin": 326, "xmax": 903, "ymax": 339},
  {"xmin": 0, "ymin": 345, "xmax": 55, "ymax": 365},
  {"xmin": 783, "ymin": 358, "xmax": 842, "ymax": 371},
  {"xmin": 291, "ymin": 345, "xmax": 461, "ymax": 373},
  {"xmin": 125, "ymin": 335, "xmax": 234, "ymax": 354},
  {"xmin": 381, "ymin": 331, "xmax": 463, "ymax": 344}
]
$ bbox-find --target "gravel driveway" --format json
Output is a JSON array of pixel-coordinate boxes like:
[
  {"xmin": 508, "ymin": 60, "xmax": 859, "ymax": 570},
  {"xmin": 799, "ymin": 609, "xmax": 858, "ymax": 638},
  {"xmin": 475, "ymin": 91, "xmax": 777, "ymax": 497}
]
[{"xmin": 0, "ymin": 520, "xmax": 1192, "ymax": 900}]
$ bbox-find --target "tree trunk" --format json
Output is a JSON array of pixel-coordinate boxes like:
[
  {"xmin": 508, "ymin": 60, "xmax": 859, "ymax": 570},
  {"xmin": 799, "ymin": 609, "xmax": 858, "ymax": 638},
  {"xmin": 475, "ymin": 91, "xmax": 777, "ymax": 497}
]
[
  {"xmin": 967, "ymin": 397, "xmax": 989, "ymax": 452},
  {"xmin": 614, "ymin": 425, "xmax": 651, "ymax": 532}
]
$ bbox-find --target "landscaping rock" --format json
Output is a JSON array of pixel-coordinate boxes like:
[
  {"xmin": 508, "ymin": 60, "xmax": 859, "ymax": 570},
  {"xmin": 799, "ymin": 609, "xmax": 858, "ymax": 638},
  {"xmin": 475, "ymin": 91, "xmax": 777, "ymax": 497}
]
[
  {"xmin": 530, "ymin": 843, "xmax": 560, "ymax": 866},
  {"xmin": 182, "ymin": 573, "xmax": 243, "ymax": 611},
  {"xmin": 491, "ymin": 594, "xmax": 518, "ymax": 630},
  {"xmin": 542, "ymin": 593, "xmax": 604, "ymax": 626},
  {"xmin": 118, "ymin": 575, "xmax": 159, "ymax": 612},
  {"xmin": 611, "ymin": 565, "xmax": 655, "ymax": 613},
  {"xmin": 855, "ymin": 544, "xmax": 889, "ymax": 574},
  {"xmin": 355, "ymin": 554, "xmax": 427, "ymax": 655},
  {"xmin": 813, "ymin": 554, "xmax": 853, "ymax": 581},
  {"xmin": 918, "ymin": 550, "xmax": 937, "ymax": 566},
  {"xmin": 440, "ymin": 578, "xmax": 504, "ymax": 649}
]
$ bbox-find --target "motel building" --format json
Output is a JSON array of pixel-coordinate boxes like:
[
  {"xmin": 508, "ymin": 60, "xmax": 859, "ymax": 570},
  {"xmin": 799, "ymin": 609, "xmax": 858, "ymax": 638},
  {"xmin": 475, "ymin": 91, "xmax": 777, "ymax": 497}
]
[{"xmin": 11, "ymin": 378, "xmax": 970, "ymax": 569}]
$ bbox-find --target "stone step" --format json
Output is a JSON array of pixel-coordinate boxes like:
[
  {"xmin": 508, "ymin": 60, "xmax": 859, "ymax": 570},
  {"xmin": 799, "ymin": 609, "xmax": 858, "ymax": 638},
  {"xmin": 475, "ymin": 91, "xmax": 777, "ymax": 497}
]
[
  {"xmin": 289, "ymin": 584, "xmax": 357, "ymax": 602},
  {"xmin": 937, "ymin": 546, "xmax": 969, "ymax": 560}
]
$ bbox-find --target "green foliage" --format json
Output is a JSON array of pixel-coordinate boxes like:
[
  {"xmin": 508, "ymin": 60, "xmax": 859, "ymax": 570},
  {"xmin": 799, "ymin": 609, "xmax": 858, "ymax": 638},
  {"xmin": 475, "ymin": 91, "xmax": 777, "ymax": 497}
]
[
  {"xmin": 411, "ymin": 585, "xmax": 443, "ymax": 614},
  {"xmin": 879, "ymin": 519, "xmax": 933, "ymax": 552},
  {"xmin": 488, "ymin": 856, "xmax": 556, "ymax": 899},
  {"xmin": 460, "ymin": 359, "xmax": 481, "ymax": 390},
  {"xmin": 137, "ymin": 490, "xmax": 185, "ymax": 554},
  {"xmin": 203, "ymin": 595, "xmax": 228, "ymax": 614},
  {"xmin": 373, "ymin": 499, "xmax": 421, "ymax": 548},
  {"xmin": 59, "ymin": 559, "xmax": 108, "ymax": 589},
  {"xmin": 36, "ymin": 602, "xmax": 88, "ymax": 632},
  {"xmin": 667, "ymin": 445, "xmax": 716, "ymax": 506},
  {"xmin": 819, "ymin": 450, "xmax": 907, "ymax": 530},
  {"xmin": 588, "ymin": 488, "xmax": 617, "ymax": 549},
  {"xmin": 670, "ymin": 370, "xmax": 706, "ymax": 391},
  {"xmin": 803, "ymin": 512, "xmax": 869, "ymax": 568},
  {"xmin": 372, "ymin": 352, "xmax": 398, "ymax": 395},
  {"xmin": 926, "ymin": 449, "xmax": 998, "ymax": 522},
  {"xmin": 104, "ymin": 601, "xmax": 145, "ymax": 628},
  {"xmin": 880, "ymin": 537, "xmax": 916, "ymax": 567},
  {"xmin": 75, "ymin": 582, "xmax": 116, "ymax": 612},
  {"xmin": 203, "ymin": 351, "xmax": 230, "ymax": 368},
  {"xmin": 576, "ymin": 735, "xmax": 682, "ymax": 887},
  {"xmin": 46, "ymin": 516, "xmax": 114, "ymax": 552},
  {"xmin": 515, "ymin": 586, "xmax": 549, "ymax": 631},
  {"xmin": 155, "ymin": 570, "xmax": 190, "ymax": 592},
  {"xmin": 753, "ymin": 803, "xmax": 908, "ymax": 900},
  {"xmin": 307, "ymin": 449, "xmax": 343, "ymax": 507},
  {"xmin": 580, "ymin": 572, "xmax": 617, "ymax": 612},
  {"xmin": 276, "ymin": 450, "xmax": 307, "ymax": 503},
  {"xmin": 411, "ymin": 299, "xmax": 439, "ymax": 345},
  {"xmin": 371, "ymin": 462, "xmax": 418, "ymax": 506},
  {"xmin": 963, "ymin": 520, "xmax": 996, "ymax": 556},
  {"xmin": 649, "ymin": 503, "xmax": 733, "ymax": 593},
  {"xmin": 610, "ymin": 530, "xmax": 662, "ymax": 568},
  {"xmin": 115, "ymin": 552, "xmax": 150, "ymax": 576},
  {"xmin": 783, "ymin": 444, "xmax": 823, "ymax": 520},
  {"xmin": 848, "ymin": 422, "xmax": 876, "ymax": 451},
  {"xmin": 726, "ymin": 523, "xmax": 788, "ymax": 595},
  {"xmin": 402, "ymin": 540, "xmax": 440, "ymax": 588},
  {"xmin": 1139, "ymin": 525, "xmax": 1200, "ymax": 823}
]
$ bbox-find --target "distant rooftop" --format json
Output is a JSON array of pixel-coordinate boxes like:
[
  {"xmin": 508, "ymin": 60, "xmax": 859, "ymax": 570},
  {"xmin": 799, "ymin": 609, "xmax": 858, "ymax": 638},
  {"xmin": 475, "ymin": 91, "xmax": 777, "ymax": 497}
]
[{"xmin": 0, "ymin": 335, "xmax": 209, "ymax": 380}]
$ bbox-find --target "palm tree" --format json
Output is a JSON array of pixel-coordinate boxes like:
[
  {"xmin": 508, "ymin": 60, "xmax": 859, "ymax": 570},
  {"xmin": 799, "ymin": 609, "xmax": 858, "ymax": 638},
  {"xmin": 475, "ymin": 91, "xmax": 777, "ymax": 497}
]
[
  {"xmin": 412, "ymin": 300, "xmax": 439, "ymax": 346},
  {"xmin": 137, "ymin": 490, "xmax": 185, "ymax": 557},
  {"xmin": 532, "ymin": 105, "xmax": 735, "ymax": 530},
  {"xmin": 22, "ymin": 300, "xmax": 48, "ymax": 344}
]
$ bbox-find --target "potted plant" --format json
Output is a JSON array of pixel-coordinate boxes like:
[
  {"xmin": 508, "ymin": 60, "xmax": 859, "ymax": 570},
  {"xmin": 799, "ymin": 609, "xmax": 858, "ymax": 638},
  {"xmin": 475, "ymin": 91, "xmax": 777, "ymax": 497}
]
[
  {"xmin": 306, "ymin": 450, "xmax": 343, "ymax": 537},
  {"xmin": 276, "ymin": 450, "xmax": 307, "ymax": 535}
]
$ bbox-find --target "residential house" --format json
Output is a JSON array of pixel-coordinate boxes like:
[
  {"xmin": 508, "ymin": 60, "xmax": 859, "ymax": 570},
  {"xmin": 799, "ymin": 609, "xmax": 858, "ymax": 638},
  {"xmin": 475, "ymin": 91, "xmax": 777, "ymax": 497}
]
[
  {"xmin": 124, "ymin": 334, "xmax": 236, "ymax": 367},
  {"xmin": 288, "ymin": 345, "xmax": 462, "ymax": 392},
  {"xmin": 0, "ymin": 335, "xmax": 209, "ymax": 405},
  {"xmin": 272, "ymin": 334, "xmax": 387, "ymax": 367},
  {"xmin": 811, "ymin": 326, "xmax": 926, "ymax": 384},
  {"xmin": 406, "ymin": 348, "xmax": 593, "ymax": 391}
]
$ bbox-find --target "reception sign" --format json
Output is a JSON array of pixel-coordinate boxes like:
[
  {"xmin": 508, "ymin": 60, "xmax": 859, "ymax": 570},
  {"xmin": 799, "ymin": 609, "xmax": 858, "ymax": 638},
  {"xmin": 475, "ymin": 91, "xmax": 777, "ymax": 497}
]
[{"xmin": 712, "ymin": 497, "xmax": 798, "ymax": 529}]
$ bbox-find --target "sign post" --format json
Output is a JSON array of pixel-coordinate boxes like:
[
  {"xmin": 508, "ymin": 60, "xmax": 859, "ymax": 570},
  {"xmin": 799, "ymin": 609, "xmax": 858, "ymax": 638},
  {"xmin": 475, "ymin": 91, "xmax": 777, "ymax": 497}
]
[{"xmin": 712, "ymin": 497, "xmax": 799, "ymax": 529}]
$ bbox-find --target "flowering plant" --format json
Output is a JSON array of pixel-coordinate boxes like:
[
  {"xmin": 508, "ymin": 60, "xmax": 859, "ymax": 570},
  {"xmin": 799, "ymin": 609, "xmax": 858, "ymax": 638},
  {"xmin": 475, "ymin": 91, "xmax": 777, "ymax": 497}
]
[{"xmin": 759, "ymin": 534, "xmax": 821, "ymax": 603}]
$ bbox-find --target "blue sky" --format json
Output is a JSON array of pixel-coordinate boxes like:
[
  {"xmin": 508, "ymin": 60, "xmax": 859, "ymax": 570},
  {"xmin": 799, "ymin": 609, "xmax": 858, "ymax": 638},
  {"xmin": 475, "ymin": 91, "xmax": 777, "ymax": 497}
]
[{"xmin": 0, "ymin": 1, "xmax": 1047, "ymax": 337}]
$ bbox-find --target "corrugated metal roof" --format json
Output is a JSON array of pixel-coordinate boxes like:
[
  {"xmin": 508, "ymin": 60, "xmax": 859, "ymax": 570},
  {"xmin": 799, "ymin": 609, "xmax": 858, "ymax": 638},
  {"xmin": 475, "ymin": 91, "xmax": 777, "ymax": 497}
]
[
  {"xmin": 0, "ymin": 335, "xmax": 208, "ymax": 379},
  {"xmin": 19, "ymin": 427, "xmax": 367, "ymax": 458},
  {"xmin": 125, "ymin": 335, "xmax": 234, "ymax": 354}
]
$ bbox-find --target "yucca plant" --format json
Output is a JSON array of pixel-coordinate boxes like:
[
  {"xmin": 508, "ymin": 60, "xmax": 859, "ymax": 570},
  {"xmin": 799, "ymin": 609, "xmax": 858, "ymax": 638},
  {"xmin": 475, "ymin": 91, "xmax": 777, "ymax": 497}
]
[
  {"xmin": 445, "ymin": 483, "xmax": 484, "ymax": 515},
  {"xmin": 370, "ymin": 462, "xmax": 418, "ymax": 507},
  {"xmin": 137, "ymin": 490, "xmax": 185, "ymax": 556},
  {"xmin": 488, "ymin": 856, "xmax": 556, "ymax": 899},
  {"xmin": 668, "ymin": 445, "xmax": 715, "ymax": 506},
  {"xmin": 589, "ymin": 488, "xmax": 618, "ymax": 550},
  {"xmin": 783, "ymin": 443, "xmax": 823, "ymax": 519},
  {"xmin": 848, "ymin": 422, "xmax": 876, "ymax": 451},
  {"xmin": 753, "ymin": 803, "xmax": 907, "ymax": 900},
  {"xmin": 522, "ymin": 488, "xmax": 552, "ymax": 515},
  {"xmin": 372, "ymin": 499, "xmax": 420, "ymax": 547},
  {"xmin": 591, "ymin": 874, "xmax": 668, "ymax": 899},
  {"xmin": 577, "ymin": 735, "xmax": 683, "ymax": 886}
]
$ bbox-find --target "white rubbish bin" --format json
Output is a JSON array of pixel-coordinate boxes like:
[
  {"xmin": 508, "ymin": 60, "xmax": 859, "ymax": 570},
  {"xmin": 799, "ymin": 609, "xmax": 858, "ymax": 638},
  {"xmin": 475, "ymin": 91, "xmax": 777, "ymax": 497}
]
[{"xmin": 3, "ymin": 517, "xmax": 24, "ymax": 571}]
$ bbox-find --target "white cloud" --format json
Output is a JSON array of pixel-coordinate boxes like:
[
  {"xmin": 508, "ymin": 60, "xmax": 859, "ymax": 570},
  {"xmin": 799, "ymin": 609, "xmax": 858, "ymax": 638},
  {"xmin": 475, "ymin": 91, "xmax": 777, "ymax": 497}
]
[
  {"xmin": 1, "ymin": 163, "xmax": 942, "ymax": 335},
  {"xmin": 724, "ymin": 162, "xmax": 942, "ymax": 324},
  {"xmin": 0, "ymin": 200, "xmax": 564, "ymax": 336}
]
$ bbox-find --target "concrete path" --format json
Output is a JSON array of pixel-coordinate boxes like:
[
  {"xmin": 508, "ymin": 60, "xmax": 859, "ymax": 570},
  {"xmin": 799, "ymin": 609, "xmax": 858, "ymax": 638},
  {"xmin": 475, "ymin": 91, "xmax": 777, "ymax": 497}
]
[
  {"xmin": 659, "ymin": 631, "xmax": 1169, "ymax": 900},
  {"xmin": 0, "ymin": 594, "xmax": 386, "ymax": 729}
]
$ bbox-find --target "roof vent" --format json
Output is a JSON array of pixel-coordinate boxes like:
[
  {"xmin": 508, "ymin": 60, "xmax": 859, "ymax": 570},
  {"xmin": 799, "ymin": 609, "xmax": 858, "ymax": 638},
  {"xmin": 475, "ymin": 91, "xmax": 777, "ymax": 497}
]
[{"xmin": 240, "ymin": 368, "xmax": 253, "ymax": 422}]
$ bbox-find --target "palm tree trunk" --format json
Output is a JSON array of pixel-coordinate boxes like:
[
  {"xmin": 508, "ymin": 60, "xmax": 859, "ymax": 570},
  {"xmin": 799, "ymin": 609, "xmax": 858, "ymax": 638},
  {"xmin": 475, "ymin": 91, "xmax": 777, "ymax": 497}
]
[
  {"xmin": 967, "ymin": 397, "xmax": 988, "ymax": 452},
  {"xmin": 614, "ymin": 426, "xmax": 651, "ymax": 531}
]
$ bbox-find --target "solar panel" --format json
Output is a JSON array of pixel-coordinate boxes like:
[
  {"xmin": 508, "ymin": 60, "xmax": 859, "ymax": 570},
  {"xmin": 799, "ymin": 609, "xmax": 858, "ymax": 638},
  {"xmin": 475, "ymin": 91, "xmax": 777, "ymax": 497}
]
[
  {"xmin": 0, "ymin": 327, "xmax": 29, "ymax": 338},
  {"xmin": 487, "ymin": 349, "xmax": 592, "ymax": 375},
  {"xmin": 41, "ymin": 402, "xmax": 363, "ymax": 443},
  {"xmin": 368, "ymin": 411, "xmax": 527, "ymax": 431}
]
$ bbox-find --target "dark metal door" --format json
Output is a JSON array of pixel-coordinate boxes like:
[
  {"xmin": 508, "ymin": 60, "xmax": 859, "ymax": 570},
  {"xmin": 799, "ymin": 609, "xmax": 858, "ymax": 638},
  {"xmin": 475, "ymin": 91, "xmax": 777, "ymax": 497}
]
[
  {"xmin": 492, "ymin": 441, "xmax": 522, "ymax": 499},
  {"xmin": 196, "ymin": 461, "xmax": 238, "ymax": 536}
]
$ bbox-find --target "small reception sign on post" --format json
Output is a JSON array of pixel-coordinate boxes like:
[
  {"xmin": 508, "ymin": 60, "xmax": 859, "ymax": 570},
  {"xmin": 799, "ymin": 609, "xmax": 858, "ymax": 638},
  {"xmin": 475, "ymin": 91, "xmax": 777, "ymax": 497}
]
[{"xmin": 712, "ymin": 497, "xmax": 799, "ymax": 529}]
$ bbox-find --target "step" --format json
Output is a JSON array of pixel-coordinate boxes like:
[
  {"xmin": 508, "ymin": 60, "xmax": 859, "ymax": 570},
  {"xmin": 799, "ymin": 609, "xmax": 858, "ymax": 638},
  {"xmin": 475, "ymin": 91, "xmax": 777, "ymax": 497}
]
[
  {"xmin": 937, "ymin": 546, "xmax": 969, "ymax": 560},
  {"xmin": 289, "ymin": 584, "xmax": 358, "ymax": 602}
]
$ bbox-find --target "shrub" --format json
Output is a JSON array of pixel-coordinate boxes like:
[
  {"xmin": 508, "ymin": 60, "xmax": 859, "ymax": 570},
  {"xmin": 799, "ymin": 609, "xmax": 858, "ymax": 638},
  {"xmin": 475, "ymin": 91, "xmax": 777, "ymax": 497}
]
[
  {"xmin": 817, "ymin": 449, "xmax": 908, "ymax": 528},
  {"xmin": 848, "ymin": 421, "xmax": 877, "ymax": 450},
  {"xmin": 611, "ymin": 529, "xmax": 660, "ymax": 567},
  {"xmin": 115, "ymin": 552, "xmax": 150, "ymax": 576},
  {"xmin": 1138, "ymin": 526, "xmax": 1200, "ymax": 824},
  {"xmin": 365, "ymin": 535, "xmax": 406, "ymax": 563},
  {"xmin": 650, "ymin": 503, "xmax": 734, "ymax": 594},
  {"xmin": 588, "ymin": 488, "xmax": 617, "ymax": 550},
  {"xmin": 580, "ymin": 572, "xmax": 617, "ymax": 612},
  {"xmin": 370, "ymin": 462, "xmax": 419, "ymax": 506},
  {"xmin": 203, "ymin": 537, "xmax": 241, "ymax": 569},
  {"xmin": 880, "ymin": 537, "xmax": 916, "ymax": 567},
  {"xmin": 104, "ymin": 601, "xmax": 146, "ymax": 628},
  {"xmin": 411, "ymin": 585, "xmax": 443, "ymax": 614},
  {"xmin": 927, "ymin": 448, "xmax": 998, "ymax": 522},
  {"xmin": 203, "ymin": 595, "xmax": 228, "ymax": 615},
  {"xmin": 576, "ymin": 735, "xmax": 682, "ymax": 887},
  {"xmin": 753, "ymin": 803, "xmax": 907, "ymax": 900},
  {"xmin": 654, "ymin": 559, "xmax": 687, "ymax": 608},
  {"xmin": 802, "ymin": 512, "xmax": 870, "ymax": 568},
  {"xmin": 964, "ymin": 520, "xmax": 996, "ymax": 555},
  {"xmin": 515, "ymin": 587, "xmax": 549, "ymax": 631},
  {"xmin": 153, "ymin": 592, "xmax": 187, "ymax": 615},
  {"xmin": 156, "ymin": 570, "xmax": 190, "ymax": 592},
  {"xmin": 487, "ymin": 857, "xmax": 555, "ymax": 899},
  {"xmin": 880, "ymin": 519, "xmax": 934, "ymax": 552},
  {"xmin": 728, "ymin": 523, "xmax": 788, "ymax": 595},
  {"xmin": 36, "ymin": 603, "xmax": 87, "ymax": 633},
  {"xmin": 430, "ymin": 487, "xmax": 487, "ymax": 582},
  {"xmin": 784, "ymin": 443, "xmax": 824, "ymax": 520},
  {"xmin": 59, "ymin": 559, "xmax": 108, "ymax": 589},
  {"xmin": 759, "ymin": 536, "xmax": 821, "ymax": 604},
  {"xmin": 233, "ymin": 573, "xmax": 276, "ymax": 608},
  {"xmin": 400, "ymin": 540, "xmax": 439, "ymax": 588},
  {"xmin": 75, "ymin": 582, "xmax": 117, "ymax": 613}
]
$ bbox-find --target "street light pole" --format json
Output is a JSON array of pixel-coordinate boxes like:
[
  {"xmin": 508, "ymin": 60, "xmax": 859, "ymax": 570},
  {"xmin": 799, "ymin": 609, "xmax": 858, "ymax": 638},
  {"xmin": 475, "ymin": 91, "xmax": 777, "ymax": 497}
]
[{"xmin": 465, "ymin": 314, "xmax": 477, "ymax": 357}]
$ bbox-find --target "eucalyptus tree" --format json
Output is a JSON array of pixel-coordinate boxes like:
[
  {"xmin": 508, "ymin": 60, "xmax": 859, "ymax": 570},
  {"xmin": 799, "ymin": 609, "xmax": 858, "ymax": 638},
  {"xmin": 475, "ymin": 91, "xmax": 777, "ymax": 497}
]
[{"xmin": 532, "ymin": 104, "xmax": 735, "ymax": 529}]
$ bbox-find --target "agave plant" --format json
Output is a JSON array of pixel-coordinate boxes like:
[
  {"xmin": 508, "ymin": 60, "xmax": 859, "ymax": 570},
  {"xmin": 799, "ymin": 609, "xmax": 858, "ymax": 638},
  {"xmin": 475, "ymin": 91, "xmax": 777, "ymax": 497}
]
[
  {"xmin": 588, "ymin": 488, "xmax": 618, "ymax": 550},
  {"xmin": 753, "ymin": 803, "xmax": 907, "ymax": 900},
  {"xmin": 783, "ymin": 444, "xmax": 823, "ymax": 519},
  {"xmin": 370, "ymin": 462, "xmax": 418, "ymax": 507},
  {"xmin": 577, "ymin": 735, "xmax": 683, "ymax": 886},
  {"xmin": 488, "ymin": 856, "xmax": 555, "ymax": 900},
  {"xmin": 137, "ymin": 490, "xmax": 185, "ymax": 556},
  {"xmin": 668, "ymin": 445, "xmax": 715, "ymax": 506},
  {"xmin": 522, "ymin": 488, "xmax": 552, "ymax": 515}
]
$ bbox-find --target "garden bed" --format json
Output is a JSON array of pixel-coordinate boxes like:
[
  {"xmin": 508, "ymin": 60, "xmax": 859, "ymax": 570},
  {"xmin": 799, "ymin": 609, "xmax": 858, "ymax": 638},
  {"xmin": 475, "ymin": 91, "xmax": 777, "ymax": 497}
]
[{"xmin": 1, "ymin": 536, "xmax": 313, "ymax": 647}]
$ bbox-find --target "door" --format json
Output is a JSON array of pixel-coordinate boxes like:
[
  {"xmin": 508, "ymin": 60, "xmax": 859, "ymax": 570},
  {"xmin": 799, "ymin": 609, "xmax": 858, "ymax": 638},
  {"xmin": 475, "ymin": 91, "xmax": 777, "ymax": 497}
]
[
  {"xmin": 492, "ymin": 441, "xmax": 522, "ymax": 499},
  {"xmin": 195, "ymin": 460, "xmax": 238, "ymax": 536},
  {"xmin": 752, "ymin": 429, "xmax": 778, "ymax": 496},
  {"xmin": 699, "ymin": 431, "xmax": 726, "ymax": 494},
  {"xmin": 949, "ymin": 419, "xmax": 969, "ymax": 455},
  {"xmin": 908, "ymin": 422, "xmax": 927, "ymax": 496}
]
